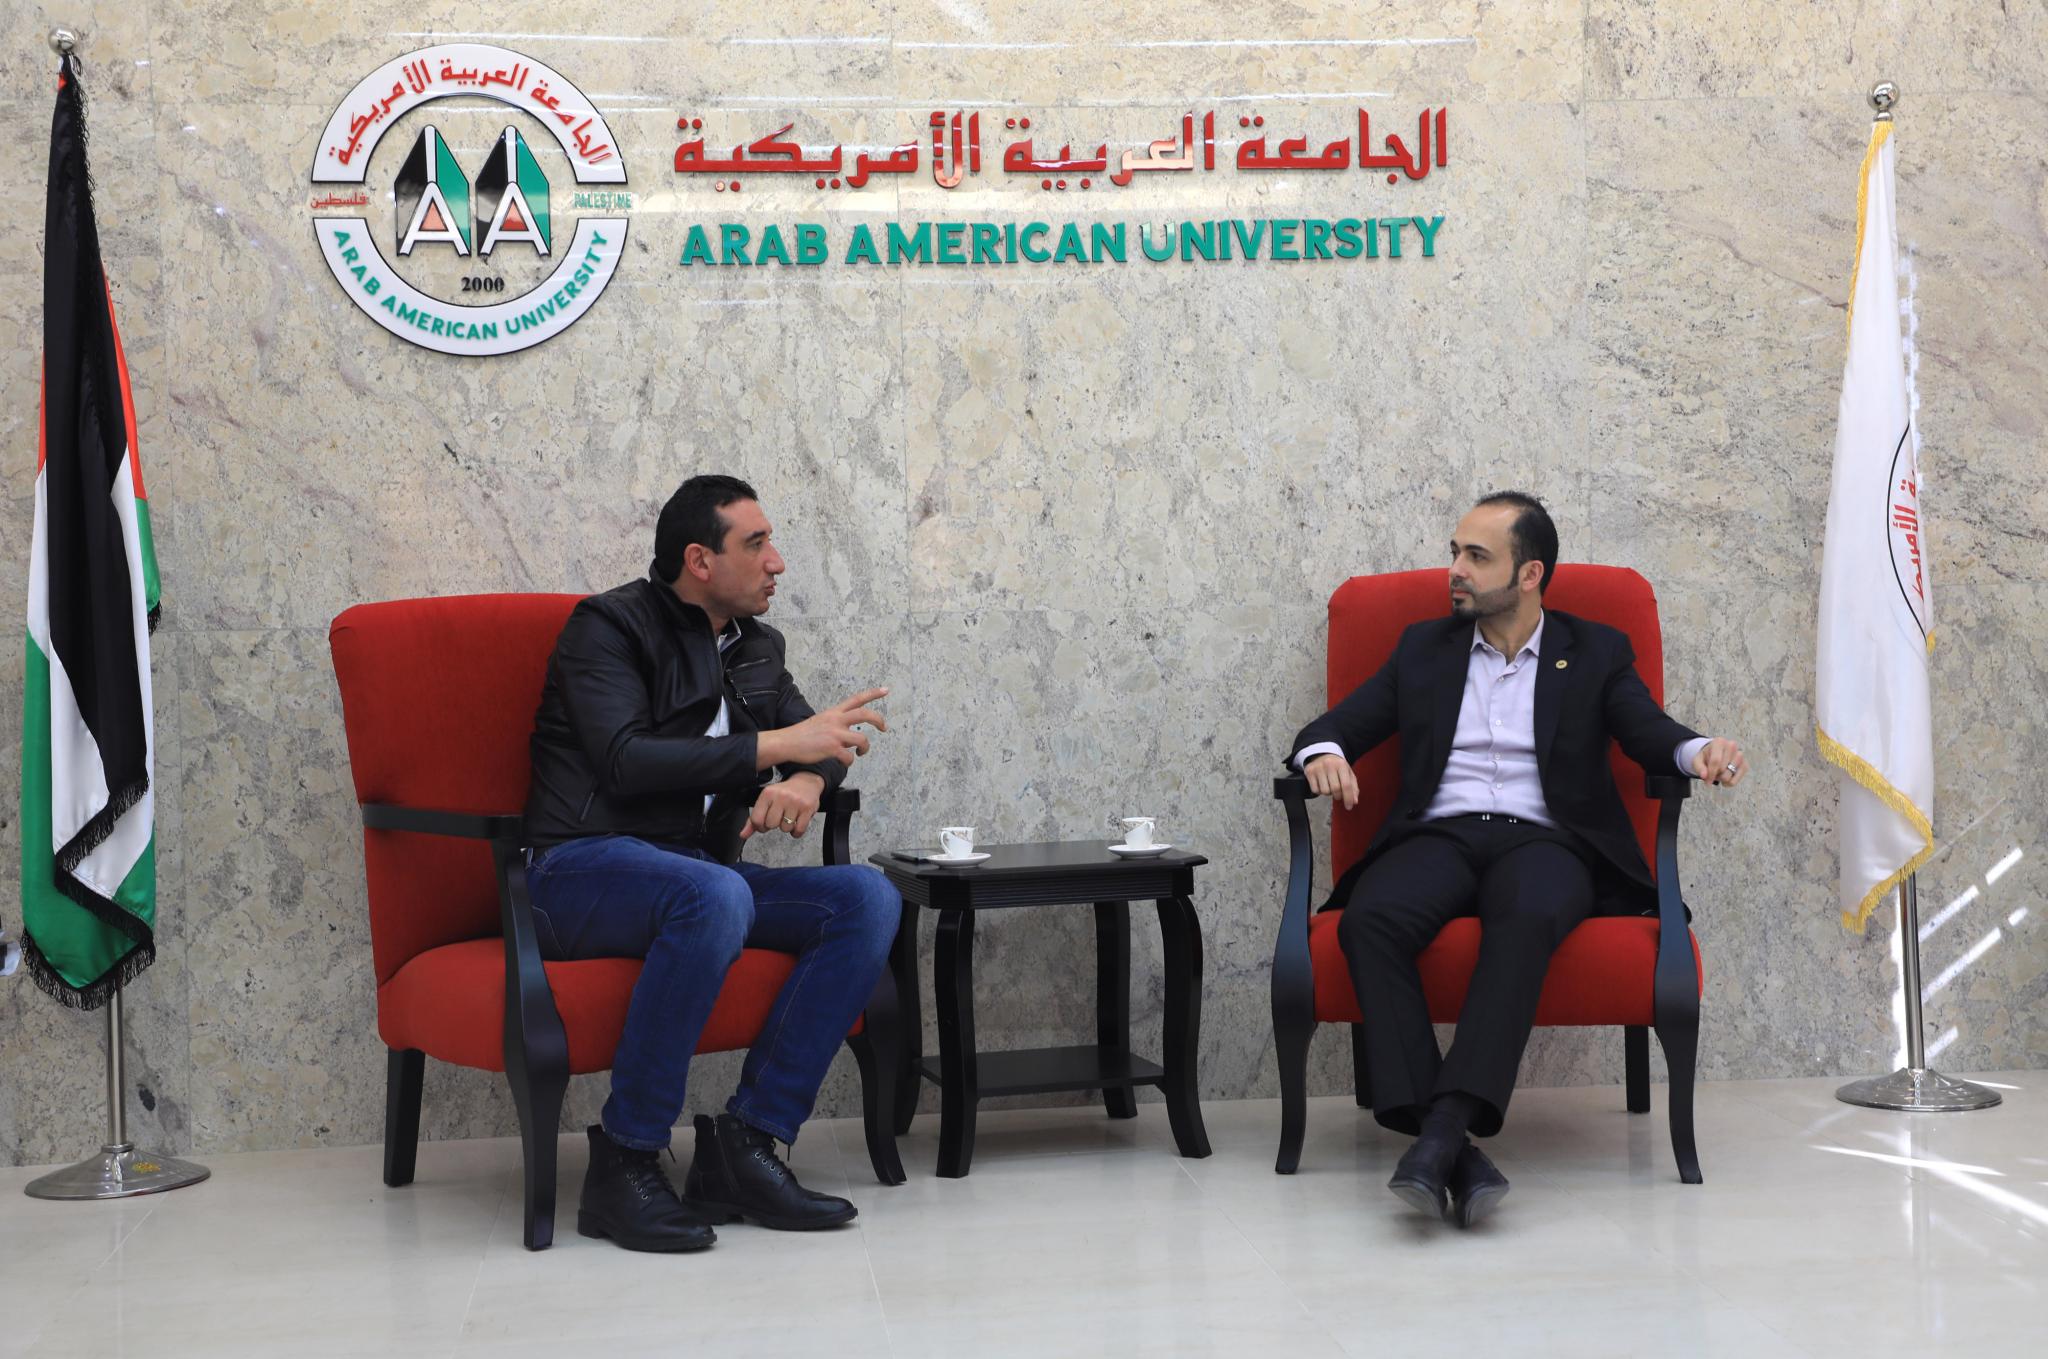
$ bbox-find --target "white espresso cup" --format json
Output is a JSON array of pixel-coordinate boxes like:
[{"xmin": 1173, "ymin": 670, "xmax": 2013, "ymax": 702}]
[
  {"xmin": 1120, "ymin": 817, "xmax": 1158, "ymax": 848},
  {"xmin": 939, "ymin": 826, "xmax": 977, "ymax": 858}
]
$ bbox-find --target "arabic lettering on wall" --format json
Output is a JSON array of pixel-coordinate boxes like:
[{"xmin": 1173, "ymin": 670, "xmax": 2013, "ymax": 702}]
[
  {"xmin": 674, "ymin": 108, "xmax": 1448, "ymax": 191},
  {"xmin": 327, "ymin": 55, "xmax": 616, "ymax": 172}
]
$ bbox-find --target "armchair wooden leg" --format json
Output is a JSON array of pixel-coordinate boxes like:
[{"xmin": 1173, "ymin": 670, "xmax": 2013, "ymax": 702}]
[
  {"xmin": 1349, "ymin": 1024, "xmax": 1372, "ymax": 1109},
  {"xmin": 1625, "ymin": 1025, "xmax": 1651, "ymax": 1114},
  {"xmin": 1274, "ymin": 1009, "xmax": 1313, "ymax": 1175},
  {"xmin": 848, "ymin": 1033, "xmax": 908, "ymax": 1185},
  {"xmin": 849, "ymin": 968, "xmax": 908, "ymax": 1186},
  {"xmin": 383, "ymin": 1047, "xmax": 425, "ymax": 1188},
  {"xmin": 1654, "ymin": 1016, "xmax": 1703, "ymax": 1185},
  {"xmin": 491, "ymin": 845, "xmax": 574, "ymax": 1248},
  {"xmin": 507, "ymin": 1058, "xmax": 569, "ymax": 1250}
]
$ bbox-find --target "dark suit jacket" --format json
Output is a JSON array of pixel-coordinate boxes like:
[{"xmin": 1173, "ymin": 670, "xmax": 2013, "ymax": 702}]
[{"xmin": 1288, "ymin": 609, "xmax": 1699, "ymax": 915}]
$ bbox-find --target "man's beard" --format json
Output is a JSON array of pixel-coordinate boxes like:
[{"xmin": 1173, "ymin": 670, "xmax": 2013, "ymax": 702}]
[{"xmin": 1450, "ymin": 580, "xmax": 1518, "ymax": 620}]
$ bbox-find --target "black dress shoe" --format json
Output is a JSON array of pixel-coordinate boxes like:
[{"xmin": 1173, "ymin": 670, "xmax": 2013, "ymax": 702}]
[
  {"xmin": 1387, "ymin": 1131, "xmax": 1462, "ymax": 1220},
  {"xmin": 683, "ymin": 1113, "xmax": 858, "ymax": 1231},
  {"xmin": 576, "ymin": 1125, "xmax": 717, "ymax": 1252},
  {"xmin": 1446, "ymin": 1142, "xmax": 1510, "ymax": 1228}
]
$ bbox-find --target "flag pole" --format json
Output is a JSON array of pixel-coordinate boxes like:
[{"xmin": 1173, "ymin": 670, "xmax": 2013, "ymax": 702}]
[
  {"xmin": 1833, "ymin": 81, "xmax": 1999, "ymax": 1115},
  {"xmin": 23, "ymin": 27, "xmax": 211, "ymax": 1199},
  {"xmin": 1837, "ymin": 874, "xmax": 2001, "ymax": 1111},
  {"xmin": 23, "ymin": 980, "xmax": 211, "ymax": 1199}
]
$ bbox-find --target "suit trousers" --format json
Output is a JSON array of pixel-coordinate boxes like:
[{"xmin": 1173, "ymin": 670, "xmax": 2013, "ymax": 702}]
[{"xmin": 1336, "ymin": 814, "xmax": 1596, "ymax": 1138}]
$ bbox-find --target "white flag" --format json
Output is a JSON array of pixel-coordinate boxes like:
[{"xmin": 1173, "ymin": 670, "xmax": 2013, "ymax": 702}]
[{"xmin": 1816, "ymin": 119, "xmax": 1934, "ymax": 933}]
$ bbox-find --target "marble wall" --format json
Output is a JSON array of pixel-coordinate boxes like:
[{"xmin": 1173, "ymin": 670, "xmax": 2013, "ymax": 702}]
[{"xmin": 2, "ymin": 1, "xmax": 2043, "ymax": 1166}]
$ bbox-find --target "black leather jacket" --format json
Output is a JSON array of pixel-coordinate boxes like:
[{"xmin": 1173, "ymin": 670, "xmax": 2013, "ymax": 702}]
[{"xmin": 523, "ymin": 574, "xmax": 844, "ymax": 859}]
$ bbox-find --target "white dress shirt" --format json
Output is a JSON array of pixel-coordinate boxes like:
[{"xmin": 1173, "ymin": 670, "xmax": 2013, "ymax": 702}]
[
  {"xmin": 1295, "ymin": 613, "xmax": 1708, "ymax": 821},
  {"xmin": 704, "ymin": 621, "xmax": 741, "ymax": 815}
]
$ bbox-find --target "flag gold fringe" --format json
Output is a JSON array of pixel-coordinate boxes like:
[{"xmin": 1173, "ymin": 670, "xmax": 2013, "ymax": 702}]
[
  {"xmin": 1816, "ymin": 724, "xmax": 1934, "ymax": 934},
  {"xmin": 1841, "ymin": 119, "xmax": 1934, "ymax": 663},
  {"xmin": 1845, "ymin": 121, "xmax": 1893, "ymax": 337}
]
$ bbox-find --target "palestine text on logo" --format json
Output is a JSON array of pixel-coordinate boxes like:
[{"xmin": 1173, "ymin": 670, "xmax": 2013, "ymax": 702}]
[{"xmin": 311, "ymin": 45, "xmax": 628, "ymax": 356}]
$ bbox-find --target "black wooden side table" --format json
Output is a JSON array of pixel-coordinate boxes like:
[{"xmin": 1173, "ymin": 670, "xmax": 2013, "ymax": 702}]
[{"xmin": 870, "ymin": 841, "xmax": 1212, "ymax": 1177}]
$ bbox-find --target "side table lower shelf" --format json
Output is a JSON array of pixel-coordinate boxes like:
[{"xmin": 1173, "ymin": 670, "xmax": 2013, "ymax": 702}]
[{"xmin": 916, "ymin": 1044, "xmax": 1167, "ymax": 1099}]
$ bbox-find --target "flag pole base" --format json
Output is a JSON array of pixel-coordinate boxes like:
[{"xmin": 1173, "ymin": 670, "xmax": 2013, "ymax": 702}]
[
  {"xmin": 24, "ymin": 983, "xmax": 209, "ymax": 1200},
  {"xmin": 23, "ymin": 1142, "xmax": 209, "ymax": 1200},
  {"xmin": 1835, "ymin": 1067, "xmax": 2003, "ymax": 1113}
]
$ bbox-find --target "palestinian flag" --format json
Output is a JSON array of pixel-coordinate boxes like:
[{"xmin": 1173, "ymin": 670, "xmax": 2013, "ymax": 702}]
[{"xmin": 20, "ymin": 53, "xmax": 161, "ymax": 1008}]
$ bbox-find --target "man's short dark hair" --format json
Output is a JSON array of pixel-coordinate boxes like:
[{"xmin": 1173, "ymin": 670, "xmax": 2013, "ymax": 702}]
[
  {"xmin": 1475, "ymin": 490, "xmax": 1558, "ymax": 594},
  {"xmin": 652, "ymin": 475, "xmax": 759, "ymax": 583}
]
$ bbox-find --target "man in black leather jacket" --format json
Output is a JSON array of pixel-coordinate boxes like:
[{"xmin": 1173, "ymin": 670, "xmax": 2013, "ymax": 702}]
[{"xmin": 525, "ymin": 474, "xmax": 899, "ymax": 1253}]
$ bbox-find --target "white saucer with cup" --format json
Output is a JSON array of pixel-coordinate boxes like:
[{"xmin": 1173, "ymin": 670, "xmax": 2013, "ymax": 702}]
[
  {"xmin": 934, "ymin": 826, "xmax": 991, "ymax": 865},
  {"xmin": 1109, "ymin": 816, "xmax": 1172, "ymax": 858}
]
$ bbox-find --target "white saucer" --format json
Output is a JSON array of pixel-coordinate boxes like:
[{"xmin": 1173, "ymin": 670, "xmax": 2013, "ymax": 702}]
[
  {"xmin": 1107, "ymin": 842, "xmax": 1173, "ymax": 858},
  {"xmin": 931, "ymin": 851, "xmax": 991, "ymax": 865}
]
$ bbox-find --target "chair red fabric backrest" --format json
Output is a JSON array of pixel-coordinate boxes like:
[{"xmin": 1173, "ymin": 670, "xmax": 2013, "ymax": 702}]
[
  {"xmin": 330, "ymin": 594, "xmax": 582, "ymax": 986},
  {"xmin": 1325, "ymin": 565, "xmax": 1665, "ymax": 883}
]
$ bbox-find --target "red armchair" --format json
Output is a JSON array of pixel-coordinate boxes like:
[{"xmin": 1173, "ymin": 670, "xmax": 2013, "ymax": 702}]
[
  {"xmin": 1270, "ymin": 566, "xmax": 1704, "ymax": 1182},
  {"xmin": 330, "ymin": 594, "xmax": 905, "ymax": 1251}
]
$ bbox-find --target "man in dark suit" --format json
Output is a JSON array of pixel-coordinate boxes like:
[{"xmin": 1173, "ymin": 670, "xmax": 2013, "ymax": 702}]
[{"xmin": 1288, "ymin": 491, "xmax": 1746, "ymax": 1227}]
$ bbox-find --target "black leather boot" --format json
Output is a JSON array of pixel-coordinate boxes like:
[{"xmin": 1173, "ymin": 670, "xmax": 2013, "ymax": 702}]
[
  {"xmin": 576, "ymin": 1125, "xmax": 717, "ymax": 1252},
  {"xmin": 683, "ymin": 1113, "xmax": 857, "ymax": 1230}
]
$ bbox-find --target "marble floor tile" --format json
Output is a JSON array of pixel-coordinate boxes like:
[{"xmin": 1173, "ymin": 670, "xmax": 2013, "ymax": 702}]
[
  {"xmin": 2, "ymin": 1076, "xmax": 2043, "ymax": 1358},
  {"xmin": 21, "ymin": 1258, "xmax": 483, "ymax": 1359},
  {"xmin": 0, "ymin": 1186, "xmax": 157, "ymax": 1359},
  {"xmin": 1696, "ymin": 1266, "xmax": 2048, "ymax": 1359},
  {"xmin": 452, "ymin": 1330, "xmax": 895, "ymax": 1359},
  {"xmin": 1311, "ymin": 1275, "xmax": 1815, "ymax": 1359}
]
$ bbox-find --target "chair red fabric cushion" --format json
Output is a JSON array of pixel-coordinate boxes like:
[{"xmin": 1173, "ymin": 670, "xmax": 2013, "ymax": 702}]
[
  {"xmin": 1307, "ymin": 912, "xmax": 1702, "ymax": 1026},
  {"xmin": 1313, "ymin": 565, "xmax": 1698, "ymax": 1026},
  {"xmin": 377, "ymin": 942, "xmax": 863, "ymax": 1074}
]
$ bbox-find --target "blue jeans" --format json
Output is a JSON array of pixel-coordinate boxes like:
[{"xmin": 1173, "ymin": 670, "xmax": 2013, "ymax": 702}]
[{"xmin": 525, "ymin": 835, "xmax": 900, "ymax": 1150}]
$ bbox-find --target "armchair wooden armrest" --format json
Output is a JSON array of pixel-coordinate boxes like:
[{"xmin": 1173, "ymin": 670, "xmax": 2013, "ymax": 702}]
[
  {"xmin": 1641, "ymin": 774, "xmax": 1701, "ymax": 1181},
  {"xmin": 1271, "ymin": 774, "xmax": 1318, "ymax": 1173}
]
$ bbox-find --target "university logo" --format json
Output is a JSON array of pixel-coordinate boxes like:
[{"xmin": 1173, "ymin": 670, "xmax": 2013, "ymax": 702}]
[{"xmin": 311, "ymin": 44, "xmax": 628, "ymax": 356}]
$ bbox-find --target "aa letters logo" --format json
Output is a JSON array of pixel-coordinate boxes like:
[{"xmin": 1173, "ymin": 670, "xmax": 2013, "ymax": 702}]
[{"xmin": 311, "ymin": 44, "xmax": 629, "ymax": 356}]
